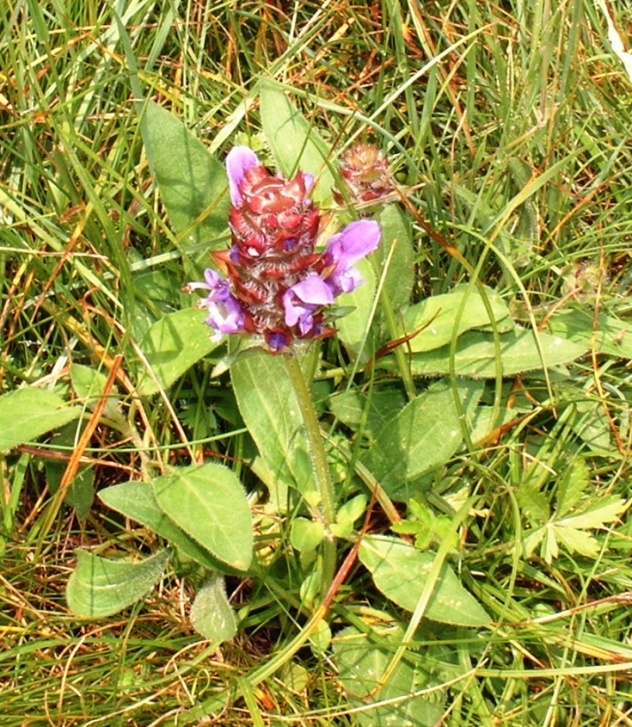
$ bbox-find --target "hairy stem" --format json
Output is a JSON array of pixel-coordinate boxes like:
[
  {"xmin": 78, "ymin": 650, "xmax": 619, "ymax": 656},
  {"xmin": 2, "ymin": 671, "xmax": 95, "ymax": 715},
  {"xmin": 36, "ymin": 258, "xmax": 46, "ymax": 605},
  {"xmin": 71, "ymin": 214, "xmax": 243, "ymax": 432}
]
[{"xmin": 285, "ymin": 351, "xmax": 337, "ymax": 598}]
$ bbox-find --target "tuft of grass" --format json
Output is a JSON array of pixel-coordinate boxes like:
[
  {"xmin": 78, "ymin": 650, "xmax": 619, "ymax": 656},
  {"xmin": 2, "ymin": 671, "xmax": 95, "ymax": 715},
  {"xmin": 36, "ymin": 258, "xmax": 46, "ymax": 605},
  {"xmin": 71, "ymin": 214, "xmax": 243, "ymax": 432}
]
[{"xmin": 1, "ymin": 1, "xmax": 632, "ymax": 725}]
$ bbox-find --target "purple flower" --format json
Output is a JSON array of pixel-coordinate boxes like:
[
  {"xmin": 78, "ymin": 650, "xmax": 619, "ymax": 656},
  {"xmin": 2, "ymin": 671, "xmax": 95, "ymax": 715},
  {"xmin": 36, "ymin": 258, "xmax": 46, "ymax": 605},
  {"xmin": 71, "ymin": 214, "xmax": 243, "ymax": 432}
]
[
  {"xmin": 187, "ymin": 147, "xmax": 381, "ymax": 351},
  {"xmin": 283, "ymin": 275, "xmax": 334, "ymax": 335},
  {"xmin": 187, "ymin": 269, "xmax": 246, "ymax": 341},
  {"xmin": 322, "ymin": 220, "xmax": 381, "ymax": 295},
  {"xmin": 226, "ymin": 146, "xmax": 259, "ymax": 205}
]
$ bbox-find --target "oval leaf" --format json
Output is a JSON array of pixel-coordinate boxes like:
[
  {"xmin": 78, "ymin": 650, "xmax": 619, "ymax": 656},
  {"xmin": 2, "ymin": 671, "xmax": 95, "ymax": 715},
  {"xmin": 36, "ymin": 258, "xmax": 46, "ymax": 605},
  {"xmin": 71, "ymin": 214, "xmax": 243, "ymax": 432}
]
[
  {"xmin": 0, "ymin": 388, "xmax": 82, "ymax": 453},
  {"xmin": 66, "ymin": 548, "xmax": 171, "ymax": 618},
  {"xmin": 142, "ymin": 101, "xmax": 228, "ymax": 247},
  {"xmin": 231, "ymin": 350, "xmax": 313, "ymax": 504},
  {"xmin": 361, "ymin": 380, "xmax": 483, "ymax": 501},
  {"xmin": 137, "ymin": 308, "xmax": 219, "ymax": 395},
  {"xmin": 333, "ymin": 625, "xmax": 447, "ymax": 727},
  {"xmin": 99, "ymin": 482, "xmax": 238, "ymax": 573},
  {"xmin": 259, "ymin": 81, "xmax": 334, "ymax": 205},
  {"xmin": 190, "ymin": 574, "xmax": 237, "ymax": 644},
  {"xmin": 398, "ymin": 327, "xmax": 588, "ymax": 378},
  {"xmin": 359, "ymin": 536, "xmax": 491, "ymax": 627},
  {"xmin": 402, "ymin": 286, "xmax": 513, "ymax": 353},
  {"xmin": 153, "ymin": 463, "xmax": 253, "ymax": 571}
]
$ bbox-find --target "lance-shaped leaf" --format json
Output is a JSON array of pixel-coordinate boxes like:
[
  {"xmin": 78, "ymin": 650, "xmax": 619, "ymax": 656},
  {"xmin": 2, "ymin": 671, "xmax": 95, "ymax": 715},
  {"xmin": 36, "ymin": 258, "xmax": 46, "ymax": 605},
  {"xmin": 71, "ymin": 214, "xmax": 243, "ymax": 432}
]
[
  {"xmin": 231, "ymin": 350, "xmax": 314, "ymax": 506},
  {"xmin": 359, "ymin": 536, "xmax": 491, "ymax": 627},
  {"xmin": 67, "ymin": 548, "xmax": 171, "ymax": 618},
  {"xmin": 142, "ymin": 100, "xmax": 228, "ymax": 248},
  {"xmin": 259, "ymin": 81, "xmax": 334, "ymax": 205},
  {"xmin": 361, "ymin": 379, "xmax": 483, "ymax": 501},
  {"xmin": 383, "ymin": 327, "xmax": 588, "ymax": 378}
]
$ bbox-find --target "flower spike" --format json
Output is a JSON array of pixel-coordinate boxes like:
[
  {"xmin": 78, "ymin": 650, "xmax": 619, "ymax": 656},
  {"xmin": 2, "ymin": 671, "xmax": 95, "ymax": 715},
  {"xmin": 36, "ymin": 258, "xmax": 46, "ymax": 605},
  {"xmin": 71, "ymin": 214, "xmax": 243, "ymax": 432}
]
[{"xmin": 188, "ymin": 146, "xmax": 381, "ymax": 352}]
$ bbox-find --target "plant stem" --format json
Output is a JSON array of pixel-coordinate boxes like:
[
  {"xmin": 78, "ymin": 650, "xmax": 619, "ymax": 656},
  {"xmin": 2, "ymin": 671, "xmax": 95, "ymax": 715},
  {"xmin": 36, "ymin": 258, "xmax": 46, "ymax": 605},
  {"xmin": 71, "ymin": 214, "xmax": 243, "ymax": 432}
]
[{"xmin": 285, "ymin": 351, "xmax": 337, "ymax": 598}]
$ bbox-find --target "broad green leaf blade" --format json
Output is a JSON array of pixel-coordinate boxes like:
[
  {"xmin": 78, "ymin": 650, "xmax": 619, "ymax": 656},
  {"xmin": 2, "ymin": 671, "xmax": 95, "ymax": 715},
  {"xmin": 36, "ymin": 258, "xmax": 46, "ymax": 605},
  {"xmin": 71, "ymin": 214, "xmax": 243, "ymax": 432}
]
[
  {"xmin": 66, "ymin": 548, "xmax": 171, "ymax": 618},
  {"xmin": 333, "ymin": 625, "xmax": 447, "ymax": 727},
  {"xmin": 329, "ymin": 387, "xmax": 406, "ymax": 437},
  {"xmin": 359, "ymin": 536, "xmax": 491, "ymax": 627},
  {"xmin": 389, "ymin": 327, "xmax": 588, "ymax": 378},
  {"xmin": 546, "ymin": 308, "xmax": 632, "ymax": 359},
  {"xmin": 99, "ymin": 482, "xmax": 236, "ymax": 573},
  {"xmin": 361, "ymin": 380, "xmax": 483, "ymax": 501},
  {"xmin": 0, "ymin": 388, "xmax": 82, "ymax": 453},
  {"xmin": 335, "ymin": 256, "xmax": 378, "ymax": 361},
  {"xmin": 136, "ymin": 308, "xmax": 219, "ymax": 396},
  {"xmin": 259, "ymin": 81, "xmax": 334, "ymax": 205},
  {"xmin": 402, "ymin": 286, "xmax": 513, "ymax": 353},
  {"xmin": 142, "ymin": 100, "xmax": 228, "ymax": 247},
  {"xmin": 231, "ymin": 350, "xmax": 312, "ymax": 504},
  {"xmin": 375, "ymin": 204, "xmax": 415, "ymax": 314},
  {"xmin": 153, "ymin": 463, "xmax": 253, "ymax": 571},
  {"xmin": 190, "ymin": 574, "xmax": 237, "ymax": 644}
]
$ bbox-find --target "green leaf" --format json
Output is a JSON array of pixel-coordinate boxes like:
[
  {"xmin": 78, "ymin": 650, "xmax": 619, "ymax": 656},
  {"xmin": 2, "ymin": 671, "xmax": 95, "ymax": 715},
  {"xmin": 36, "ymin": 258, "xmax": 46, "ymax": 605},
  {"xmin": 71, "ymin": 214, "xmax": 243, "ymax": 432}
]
[
  {"xmin": 336, "ymin": 494, "xmax": 368, "ymax": 527},
  {"xmin": 375, "ymin": 204, "xmax": 415, "ymax": 314},
  {"xmin": 0, "ymin": 388, "xmax": 82, "ymax": 453},
  {"xmin": 153, "ymin": 463, "xmax": 253, "ymax": 571},
  {"xmin": 516, "ymin": 485, "xmax": 550, "ymax": 526},
  {"xmin": 335, "ymin": 256, "xmax": 378, "ymax": 361},
  {"xmin": 554, "ymin": 526, "xmax": 600, "ymax": 559},
  {"xmin": 557, "ymin": 498, "xmax": 627, "ymax": 531},
  {"xmin": 136, "ymin": 308, "xmax": 219, "ymax": 396},
  {"xmin": 546, "ymin": 308, "xmax": 632, "ymax": 359},
  {"xmin": 259, "ymin": 81, "xmax": 334, "ymax": 205},
  {"xmin": 359, "ymin": 536, "xmax": 491, "ymax": 627},
  {"xmin": 389, "ymin": 327, "xmax": 588, "ymax": 378},
  {"xmin": 142, "ymin": 100, "xmax": 228, "ymax": 247},
  {"xmin": 402, "ymin": 286, "xmax": 513, "ymax": 353},
  {"xmin": 361, "ymin": 380, "xmax": 483, "ymax": 501},
  {"xmin": 70, "ymin": 364, "xmax": 125, "ymax": 425},
  {"xmin": 98, "ymin": 482, "xmax": 236, "ymax": 573},
  {"xmin": 66, "ymin": 548, "xmax": 171, "ymax": 618},
  {"xmin": 555, "ymin": 458, "xmax": 590, "ymax": 517},
  {"xmin": 569, "ymin": 399, "xmax": 612, "ymax": 451},
  {"xmin": 190, "ymin": 574, "xmax": 237, "ymax": 644},
  {"xmin": 329, "ymin": 387, "xmax": 406, "ymax": 437},
  {"xmin": 333, "ymin": 625, "xmax": 447, "ymax": 727},
  {"xmin": 290, "ymin": 517, "xmax": 325, "ymax": 552},
  {"xmin": 231, "ymin": 350, "xmax": 312, "ymax": 504}
]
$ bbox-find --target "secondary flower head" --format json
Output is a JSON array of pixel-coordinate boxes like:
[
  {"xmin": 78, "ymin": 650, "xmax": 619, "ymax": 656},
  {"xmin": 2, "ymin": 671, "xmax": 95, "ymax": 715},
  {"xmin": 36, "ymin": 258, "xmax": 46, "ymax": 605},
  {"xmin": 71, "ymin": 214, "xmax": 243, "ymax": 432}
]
[
  {"xmin": 188, "ymin": 146, "xmax": 380, "ymax": 352},
  {"xmin": 337, "ymin": 143, "xmax": 393, "ymax": 205}
]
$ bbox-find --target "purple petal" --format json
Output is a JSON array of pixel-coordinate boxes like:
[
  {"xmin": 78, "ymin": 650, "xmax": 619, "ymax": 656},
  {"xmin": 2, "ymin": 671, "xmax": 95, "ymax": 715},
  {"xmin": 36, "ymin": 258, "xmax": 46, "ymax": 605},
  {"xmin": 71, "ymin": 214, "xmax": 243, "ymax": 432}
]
[
  {"xmin": 327, "ymin": 267, "xmax": 364, "ymax": 295},
  {"xmin": 204, "ymin": 295, "xmax": 246, "ymax": 340},
  {"xmin": 266, "ymin": 331, "xmax": 290, "ymax": 351},
  {"xmin": 289, "ymin": 274, "xmax": 334, "ymax": 306},
  {"xmin": 303, "ymin": 173, "xmax": 315, "ymax": 193},
  {"xmin": 226, "ymin": 146, "xmax": 259, "ymax": 205},
  {"xmin": 324, "ymin": 219, "xmax": 381, "ymax": 272},
  {"xmin": 283, "ymin": 275, "xmax": 332, "ymax": 334},
  {"xmin": 187, "ymin": 269, "xmax": 231, "ymax": 301}
]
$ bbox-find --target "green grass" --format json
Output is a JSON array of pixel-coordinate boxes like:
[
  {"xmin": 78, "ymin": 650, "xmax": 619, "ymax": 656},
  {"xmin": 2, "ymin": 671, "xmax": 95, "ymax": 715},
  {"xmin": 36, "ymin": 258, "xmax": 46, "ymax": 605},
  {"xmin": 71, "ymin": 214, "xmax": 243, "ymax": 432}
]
[{"xmin": 2, "ymin": 0, "xmax": 632, "ymax": 725}]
